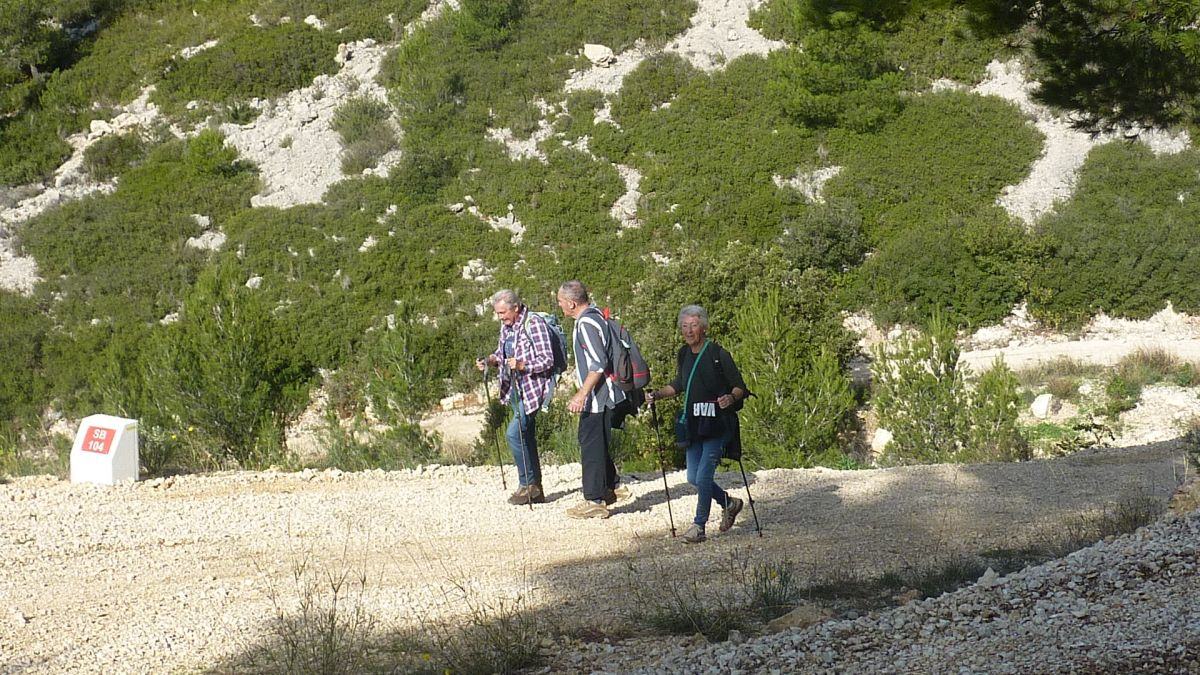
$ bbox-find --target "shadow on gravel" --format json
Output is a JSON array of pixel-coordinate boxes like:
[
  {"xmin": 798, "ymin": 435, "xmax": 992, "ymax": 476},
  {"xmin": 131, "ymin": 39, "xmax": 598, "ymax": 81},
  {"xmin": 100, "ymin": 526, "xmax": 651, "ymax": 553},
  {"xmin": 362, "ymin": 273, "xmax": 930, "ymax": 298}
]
[{"xmin": 214, "ymin": 438, "xmax": 1191, "ymax": 674}]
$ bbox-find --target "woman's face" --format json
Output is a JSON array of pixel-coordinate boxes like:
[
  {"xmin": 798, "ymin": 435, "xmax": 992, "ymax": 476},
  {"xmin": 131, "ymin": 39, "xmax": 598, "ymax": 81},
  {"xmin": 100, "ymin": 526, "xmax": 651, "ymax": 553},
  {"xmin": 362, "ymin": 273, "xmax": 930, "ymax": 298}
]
[{"xmin": 680, "ymin": 315, "xmax": 706, "ymax": 347}]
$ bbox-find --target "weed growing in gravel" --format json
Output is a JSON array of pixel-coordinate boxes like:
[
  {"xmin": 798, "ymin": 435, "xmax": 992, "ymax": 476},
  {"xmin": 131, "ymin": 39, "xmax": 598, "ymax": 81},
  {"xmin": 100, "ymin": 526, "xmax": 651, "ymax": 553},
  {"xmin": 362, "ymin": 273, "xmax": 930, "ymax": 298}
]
[
  {"xmin": 622, "ymin": 557, "xmax": 751, "ymax": 641},
  {"xmin": 737, "ymin": 557, "xmax": 803, "ymax": 622},
  {"xmin": 1015, "ymin": 357, "xmax": 1104, "ymax": 390},
  {"xmin": 332, "ymin": 97, "xmax": 398, "ymax": 174},
  {"xmin": 396, "ymin": 577, "xmax": 544, "ymax": 674},
  {"xmin": 1036, "ymin": 493, "xmax": 1167, "ymax": 557},
  {"xmin": 251, "ymin": 552, "xmax": 380, "ymax": 674},
  {"xmin": 1104, "ymin": 348, "xmax": 1196, "ymax": 417}
]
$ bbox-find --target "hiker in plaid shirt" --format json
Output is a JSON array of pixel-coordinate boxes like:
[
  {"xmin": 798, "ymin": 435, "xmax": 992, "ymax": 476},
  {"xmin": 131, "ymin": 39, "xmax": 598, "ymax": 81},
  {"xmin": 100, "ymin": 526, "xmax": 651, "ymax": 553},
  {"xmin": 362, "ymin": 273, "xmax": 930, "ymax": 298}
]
[{"xmin": 477, "ymin": 289, "xmax": 556, "ymax": 504}]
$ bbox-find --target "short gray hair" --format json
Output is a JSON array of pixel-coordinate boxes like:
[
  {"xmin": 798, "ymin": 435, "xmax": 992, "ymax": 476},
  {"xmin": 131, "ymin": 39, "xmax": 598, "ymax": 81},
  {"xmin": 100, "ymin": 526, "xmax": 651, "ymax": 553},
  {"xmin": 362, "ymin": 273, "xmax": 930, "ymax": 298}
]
[
  {"xmin": 490, "ymin": 289, "xmax": 521, "ymax": 308},
  {"xmin": 678, "ymin": 304, "xmax": 709, "ymax": 330},
  {"xmin": 558, "ymin": 280, "xmax": 589, "ymax": 304}
]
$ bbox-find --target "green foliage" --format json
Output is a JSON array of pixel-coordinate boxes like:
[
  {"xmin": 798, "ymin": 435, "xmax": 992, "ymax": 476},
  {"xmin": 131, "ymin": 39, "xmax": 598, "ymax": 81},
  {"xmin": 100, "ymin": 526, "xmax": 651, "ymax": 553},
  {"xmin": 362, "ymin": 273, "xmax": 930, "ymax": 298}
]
[
  {"xmin": 20, "ymin": 130, "xmax": 255, "ymax": 320},
  {"xmin": 138, "ymin": 262, "xmax": 312, "ymax": 468},
  {"xmin": 0, "ymin": 292, "xmax": 50, "ymax": 430},
  {"xmin": 1102, "ymin": 348, "xmax": 1192, "ymax": 418},
  {"xmin": 624, "ymin": 242, "xmax": 855, "ymax": 393},
  {"xmin": 735, "ymin": 287, "xmax": 855, "ymax": 467},
  {"xmin": 970, "ymin": 0, "xmax": 1200, "ymax": 127},
  {"xmin": 872, "ymin": 315, "xmax": 1024, "ymax": 464},
  {"xmin": 871, "ymin": 317, "xmax": 965, "ymax": 464},
  {"xmin": 322, "ymin": 416, "xmax": 440, "ymax": 472},
  {"xmin": 963, "ymin": 357, "xmax": 1027, "ymax": 462},
  {"xmin": 611, "ymin": 53, "xmax": 699, "ymax": 125},
  {"xmin": 768, "ymin": 27, "xmax": 906, "ymax": 133},
  {"xmin": 855, "ymin": 215, "xmax": 1039, "ymax": 327},
  {"xmin": 778, "ymin": 199, "xmax": 866, "ymax": 273},
  {"xmin": 364, "ymin": 307, "xmax": 448, "ymax": 426},
  {"xmin": 1030, "ymin": 144, "xmax": 1200, "ymax": 326},
  {"xmin": 154, "ymin": 22, "xmax": 337, "ymax": 113},
  {"xmin": 825, "ymin": 89, "xmax": 1043, "ymax": 243},
  {"xmin": 81, "ymin": 127, "xmax": 154, "ymax": 181},
  {"xmin": 332, "ymin": 97, "xmax": 398, "ymax": 174}
]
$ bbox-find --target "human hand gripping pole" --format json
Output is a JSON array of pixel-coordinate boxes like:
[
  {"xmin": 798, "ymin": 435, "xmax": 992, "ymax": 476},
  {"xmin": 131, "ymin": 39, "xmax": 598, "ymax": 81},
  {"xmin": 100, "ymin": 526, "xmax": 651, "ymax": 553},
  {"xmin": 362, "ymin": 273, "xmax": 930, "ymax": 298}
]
[{"xmin": 648, "ymin": 399, "xmax": 677, "ymax": 538}]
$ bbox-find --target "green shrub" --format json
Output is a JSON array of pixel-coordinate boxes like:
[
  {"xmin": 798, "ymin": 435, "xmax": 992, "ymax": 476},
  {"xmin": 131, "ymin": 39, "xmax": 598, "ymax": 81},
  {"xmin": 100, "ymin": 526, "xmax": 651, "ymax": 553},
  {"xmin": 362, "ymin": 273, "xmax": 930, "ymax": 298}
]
[
  {"xmin": 611, "ymin": 52, "xmax": 699, "ymax": 125},
  {"xmin": 1029, "ymin": 144, "xmax": 1200, "ymax": 326},
  {"xmin": 321, "ymin": 415, "xmax": 440, "ymax": 472},
  {"xmin": 855, "ymin": 215, "xmax": 1039, "ymax": 327},
  {"xmin": 0, "ymin": 292, "xmax": 50, "ymax": 431},
  {"xmin": 735, "ymin": 287, "xmax": 856, "ymax": 467},
  {"xmin": 623, "ymin": 242, "xmax": 856, "ymax": 400},
  {"xmin": 1102, "ymin": 348, "xmax": 1192, "ymax": 418},
  {"xmin": 779, "ymin": 199, "xmax": 866, "ymax": 272},
  {"xmin": 332, "ymin": 97, "xmax": 398, "ymax": 174},
  {"xmin": 138, "ymin": 262, "xmax": 312, "ymax": 468},
  {"xmin": 81, "ymin": 128, "xmax": 152, "ymax": 181},
  {"xmin": 825, "ymin": 89, "xmax": 1043, "ymax": 244},
  {"xmin": 872, "ymin": 315, "xmax": 1024, "ymax": 464},
  {"xmin": 153, "ymin": 22, "xmax": 338, "ymax": 112},
  {"xmin": 768, "ymin": 27, "xmax": 906, "ymax": 133},
  {"xmin": 963, "ymin": 357, "xmax": 1028, "ymax": 462}
]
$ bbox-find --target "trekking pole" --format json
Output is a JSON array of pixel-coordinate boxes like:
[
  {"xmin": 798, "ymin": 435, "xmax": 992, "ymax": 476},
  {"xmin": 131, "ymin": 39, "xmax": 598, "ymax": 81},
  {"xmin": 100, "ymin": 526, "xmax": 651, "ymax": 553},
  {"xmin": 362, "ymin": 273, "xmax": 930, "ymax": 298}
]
[
  {"xmin": 649, "ymin": 401, "xmax": 677, "ymax": 538},
  {"xmin": 481, "ymin": 362, "xmax": 508, "ymax": 491},
  {"xmin": 736, "ymin": 457, "xmax": 763, "ymax": 537},
  {"xmin": 512, "ymin": 367, "xmax": 534, "ymax": 511}
]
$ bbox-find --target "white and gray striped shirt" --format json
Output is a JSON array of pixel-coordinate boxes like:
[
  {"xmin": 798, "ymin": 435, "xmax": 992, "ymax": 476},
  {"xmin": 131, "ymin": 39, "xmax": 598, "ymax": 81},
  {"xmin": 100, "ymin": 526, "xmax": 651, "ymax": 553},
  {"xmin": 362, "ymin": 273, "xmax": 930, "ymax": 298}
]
[{"xmin": 572, "ymin": 306, "xmax": 626, "ymax": 413}]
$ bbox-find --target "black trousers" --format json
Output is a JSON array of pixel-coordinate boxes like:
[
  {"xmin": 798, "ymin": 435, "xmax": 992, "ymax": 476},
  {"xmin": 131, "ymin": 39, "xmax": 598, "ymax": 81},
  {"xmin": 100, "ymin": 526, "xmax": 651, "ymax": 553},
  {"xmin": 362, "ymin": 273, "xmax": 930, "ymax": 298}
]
[{"xmin": 579, "ymin": 407, "xmax": 617, "ymax": 502}]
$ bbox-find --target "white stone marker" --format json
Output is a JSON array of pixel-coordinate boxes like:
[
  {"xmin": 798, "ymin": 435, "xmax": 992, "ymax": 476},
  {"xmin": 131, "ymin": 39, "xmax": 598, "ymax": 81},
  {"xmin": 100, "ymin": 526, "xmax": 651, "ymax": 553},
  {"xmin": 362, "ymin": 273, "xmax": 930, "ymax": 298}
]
[{"xmin": 70, "ymin": 414, "xmax": 139, "ymax": 485}]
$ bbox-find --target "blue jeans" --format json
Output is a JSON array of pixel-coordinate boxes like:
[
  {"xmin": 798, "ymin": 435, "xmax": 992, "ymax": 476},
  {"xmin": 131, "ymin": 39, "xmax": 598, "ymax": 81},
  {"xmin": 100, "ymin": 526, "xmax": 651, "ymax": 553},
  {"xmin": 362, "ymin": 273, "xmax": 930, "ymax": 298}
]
[
  {"xmin": 686, "ymin": 436, "xmax": 729, "ymax": 527},
  {"xmin": 507, "ymin": 397, "xmax": 540, "ymax": 486}
]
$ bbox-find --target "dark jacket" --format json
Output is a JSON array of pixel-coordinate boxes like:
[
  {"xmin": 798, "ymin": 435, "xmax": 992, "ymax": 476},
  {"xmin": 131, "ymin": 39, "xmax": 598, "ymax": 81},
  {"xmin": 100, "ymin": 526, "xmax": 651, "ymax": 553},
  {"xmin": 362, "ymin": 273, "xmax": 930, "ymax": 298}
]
[{"xmin": 671, "ymin": 340, "xmax": 747, "ymax": 459}]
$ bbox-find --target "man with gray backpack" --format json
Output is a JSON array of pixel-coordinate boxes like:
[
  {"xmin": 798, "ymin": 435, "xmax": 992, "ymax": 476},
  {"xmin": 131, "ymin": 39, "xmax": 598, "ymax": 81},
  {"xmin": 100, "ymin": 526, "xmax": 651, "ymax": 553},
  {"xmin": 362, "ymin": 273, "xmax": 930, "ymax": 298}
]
[
  {"xmin": 476, "ymin": 289, "xmax": 566, "ymax": 505},
  {"xmin": 556, "ymin": 280, "xmax": 644, "ymax": 519}
]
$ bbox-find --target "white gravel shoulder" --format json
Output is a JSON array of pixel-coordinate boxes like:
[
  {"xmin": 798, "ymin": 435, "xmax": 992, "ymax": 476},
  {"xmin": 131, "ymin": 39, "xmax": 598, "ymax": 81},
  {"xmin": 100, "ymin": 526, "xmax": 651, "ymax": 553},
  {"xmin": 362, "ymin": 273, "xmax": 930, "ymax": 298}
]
[{"xmin": 1, "ymin": 440, "xmax": 1188, "ymax": 672}]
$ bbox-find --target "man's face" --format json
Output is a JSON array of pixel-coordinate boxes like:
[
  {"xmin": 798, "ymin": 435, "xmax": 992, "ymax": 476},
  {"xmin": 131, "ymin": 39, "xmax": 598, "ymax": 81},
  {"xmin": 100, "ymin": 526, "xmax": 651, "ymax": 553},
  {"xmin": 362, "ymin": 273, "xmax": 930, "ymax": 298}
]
[
  {"xmin": 555, "ymin": 293, "xmax": 574, "ymax": 317},
  {"xmin": 494, "ymin": 301, "xmax": 520, "ymax": 326}
]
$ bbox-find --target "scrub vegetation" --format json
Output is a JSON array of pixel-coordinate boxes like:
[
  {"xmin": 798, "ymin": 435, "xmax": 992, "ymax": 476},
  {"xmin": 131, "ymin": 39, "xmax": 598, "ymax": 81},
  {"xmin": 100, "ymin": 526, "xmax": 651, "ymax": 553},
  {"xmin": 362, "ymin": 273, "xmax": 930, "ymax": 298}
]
[{"xmin": 2, "ymin": 0, "xmax": 1195, "ymax": 474}]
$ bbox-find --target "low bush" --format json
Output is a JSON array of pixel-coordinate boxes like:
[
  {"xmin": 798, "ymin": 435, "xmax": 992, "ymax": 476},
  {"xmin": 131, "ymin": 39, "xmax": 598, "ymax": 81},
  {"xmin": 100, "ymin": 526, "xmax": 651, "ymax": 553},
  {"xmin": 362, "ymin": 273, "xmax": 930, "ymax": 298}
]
[
  {"xmin": 137, "ymin": 262, "xmax": 312, "ymax": 468},
  {"xmin": 872, "ymin": 316, "xmax": 1025, "ymax": 464},
  {"xmin": 1030, "ymin": 144, "xmax": 1200, "ymax": 326},
  {"xmin": 611, "ymin": 52, "xmax": 699, "ymax": 126},
  {"xmin": 854, "ymin": 215, "xmax": 1039, "ymax": 327},
  {"xmin": 1103, "ymin": 348, "xmax": 1194, "ymax": 418},
  {"xmin": 0, "ymin": 292, "xmax": 50, "ymax": 432},
  {"xmin": 332, "ymin": 97, "xmax": 398, "ymax": 174},
  {"xmin": 825, "ymin": 89, "xmax": 1043, "ymax": 244},
  {"xmin": 80, "ymin": 128, "xmax": 153, "ymax": 181},
  {"xmin": 153, "ymin": 22, "xmax": 339, "ymax": 113}
]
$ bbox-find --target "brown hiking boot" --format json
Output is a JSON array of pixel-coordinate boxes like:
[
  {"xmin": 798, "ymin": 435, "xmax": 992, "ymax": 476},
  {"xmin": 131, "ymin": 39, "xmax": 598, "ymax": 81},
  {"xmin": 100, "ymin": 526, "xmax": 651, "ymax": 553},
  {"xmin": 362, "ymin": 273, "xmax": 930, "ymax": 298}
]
[
  {"xmin": 603, "ymin": 484, "xmax": 632, "ymax": 505},
  {"xmin": 507, "ymin": 485, "xmax": 530, "ymax": 505},
  {"xmin": 526, "ymin": 483, "xmax": 546, "ymax": 504},
  {"xmin": 566, "ymin": 499, "xmax": 610, "ymax": 519},
  {"xmin": 719, "ymin": 496, "xmax": 743, "ymax": 532}
]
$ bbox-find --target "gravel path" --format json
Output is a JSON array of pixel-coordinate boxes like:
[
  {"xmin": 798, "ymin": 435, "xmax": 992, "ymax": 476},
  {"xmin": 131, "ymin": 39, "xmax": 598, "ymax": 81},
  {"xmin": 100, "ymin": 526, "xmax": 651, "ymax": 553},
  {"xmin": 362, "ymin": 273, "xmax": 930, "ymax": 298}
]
[
  {"xmin": 0, "ymin": 441, "xmax": 1188, "ymax": 673},
  {"xmin": 625, "ymin": 507, "xmax": 1200, "ymax": 674}
]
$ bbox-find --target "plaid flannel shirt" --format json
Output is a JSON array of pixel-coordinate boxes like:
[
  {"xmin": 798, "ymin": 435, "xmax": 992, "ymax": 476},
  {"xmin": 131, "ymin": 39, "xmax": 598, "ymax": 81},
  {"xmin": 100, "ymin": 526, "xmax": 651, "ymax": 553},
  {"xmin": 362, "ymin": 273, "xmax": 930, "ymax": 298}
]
[{"xmin": 492, "ymin": 306, "xmax": 555, "ymax": 414}]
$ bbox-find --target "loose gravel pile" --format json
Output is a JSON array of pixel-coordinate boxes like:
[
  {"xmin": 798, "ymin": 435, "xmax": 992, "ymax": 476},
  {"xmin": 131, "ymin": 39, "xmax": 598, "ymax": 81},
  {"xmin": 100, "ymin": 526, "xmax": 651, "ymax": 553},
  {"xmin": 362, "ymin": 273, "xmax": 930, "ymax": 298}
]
[
  {"xmin": 0, "ymin": 441, "xmax": 1188, "ymax": 673},
  {"xmin": 624, "ymin": 508, "xmax": 1200, "ymax": 674}
]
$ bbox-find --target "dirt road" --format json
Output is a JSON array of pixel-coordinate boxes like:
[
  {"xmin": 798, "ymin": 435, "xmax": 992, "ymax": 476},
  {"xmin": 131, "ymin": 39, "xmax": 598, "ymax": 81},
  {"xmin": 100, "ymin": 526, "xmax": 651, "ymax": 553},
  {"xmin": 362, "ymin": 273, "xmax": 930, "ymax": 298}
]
[{"xmin": 0, "ymin": 440, "xmax": 1188, "ymax": 673}]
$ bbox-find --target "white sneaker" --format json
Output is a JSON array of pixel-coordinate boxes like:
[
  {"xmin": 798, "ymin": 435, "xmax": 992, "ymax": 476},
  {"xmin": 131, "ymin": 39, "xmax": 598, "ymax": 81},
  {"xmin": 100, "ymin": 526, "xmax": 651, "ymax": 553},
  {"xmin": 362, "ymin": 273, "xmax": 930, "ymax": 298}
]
[{"xmin": 682, "ymin": 524, "xmax": 706, "ymax": 543}]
